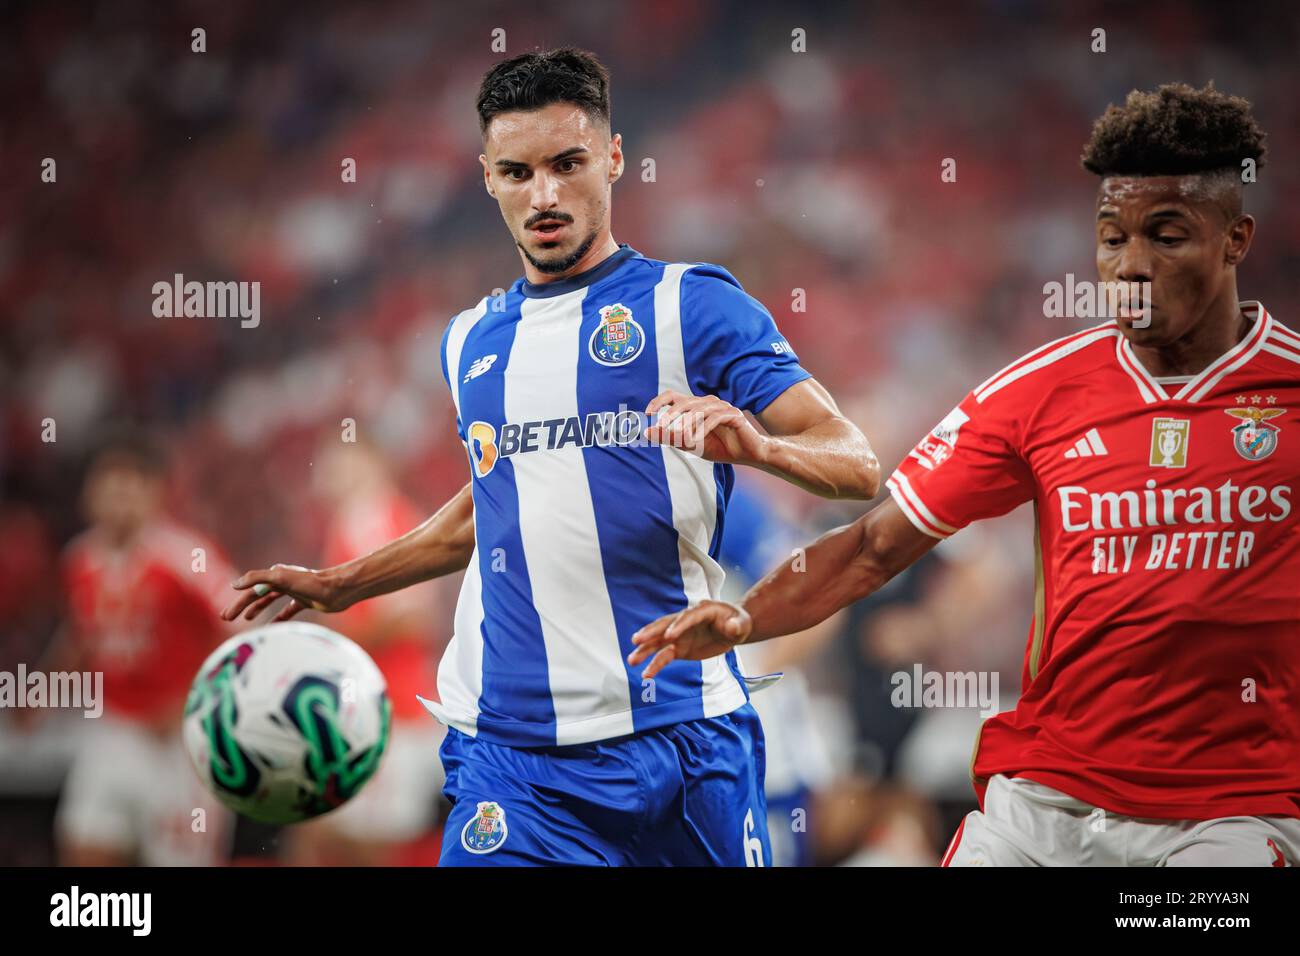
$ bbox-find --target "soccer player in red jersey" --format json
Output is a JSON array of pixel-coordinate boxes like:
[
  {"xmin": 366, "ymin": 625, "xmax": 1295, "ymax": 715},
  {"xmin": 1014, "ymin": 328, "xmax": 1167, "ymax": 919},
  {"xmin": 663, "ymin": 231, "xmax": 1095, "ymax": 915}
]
[
  {"xmin": 630, "ymin": 83, "xmax": 1300, "ymax": 866},
  {"xmin": 283, "ymin": 438, "xmax": 443, "ymax": 866},
  {"xmin": 55, "ymin": 430, "xmax": 235, "ymax": 866}
]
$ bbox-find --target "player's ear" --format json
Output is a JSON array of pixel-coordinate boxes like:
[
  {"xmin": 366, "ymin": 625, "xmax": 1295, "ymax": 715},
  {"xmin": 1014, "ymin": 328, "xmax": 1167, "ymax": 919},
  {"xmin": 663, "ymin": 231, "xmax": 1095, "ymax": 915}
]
[
  {"xmin": 480, "ymin": 154, "xmax": 497, "ymax": 199},
  {"xmin": 1225, "ymin": 214, "xmax": 1254, "ymax": 266},
  {"xmin": 608, "ymin": 132, "xmax": 624, "ymax": 184}
]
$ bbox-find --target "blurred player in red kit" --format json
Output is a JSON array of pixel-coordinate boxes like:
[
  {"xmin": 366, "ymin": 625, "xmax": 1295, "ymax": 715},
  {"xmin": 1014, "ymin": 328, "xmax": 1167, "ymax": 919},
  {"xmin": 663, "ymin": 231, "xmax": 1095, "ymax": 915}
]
[
  {"xmin": 631, "ymin": 84, "xmax": 1300, "ymax": 866},
  {"xmin": 53, "ymin": 429, "xmax": 234, "ymax": 866},
  {"xmin": 282, "ymin": 437, "xmax": 443, "ymax": 866}
]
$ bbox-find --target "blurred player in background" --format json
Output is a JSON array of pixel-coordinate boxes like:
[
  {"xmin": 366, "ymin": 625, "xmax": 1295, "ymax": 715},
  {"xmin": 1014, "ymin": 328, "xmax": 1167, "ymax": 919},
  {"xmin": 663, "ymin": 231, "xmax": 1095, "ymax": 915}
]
[
  {"xmin": 52, "ymin": 428, "xmax": 234, "ymax": 866},
  {"xmin": 632, "ymin": 83, "xmax": 1300, "ymax": 867},
  {"xmin": 717, "ymin": 476, "xmax": 839, "ymax": 867},
  {"xmin": 283, "ymin": 437, "xmax": 443, "ymax": 866},
  {"xmin": 223, "ymin": 47, "xmax": 880, "ymax": 866}
]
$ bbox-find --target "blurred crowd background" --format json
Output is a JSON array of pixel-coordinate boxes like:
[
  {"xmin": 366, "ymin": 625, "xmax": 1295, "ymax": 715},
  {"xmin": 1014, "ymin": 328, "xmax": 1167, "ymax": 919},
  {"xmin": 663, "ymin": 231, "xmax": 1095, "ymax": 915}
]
[{"xmin": 2, "ymin": 0, "xmax": 1297, "ymax": 865}]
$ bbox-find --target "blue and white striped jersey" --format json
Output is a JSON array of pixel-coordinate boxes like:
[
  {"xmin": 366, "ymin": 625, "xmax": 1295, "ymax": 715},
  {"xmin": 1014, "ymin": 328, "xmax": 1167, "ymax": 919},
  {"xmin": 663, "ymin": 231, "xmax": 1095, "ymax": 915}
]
[{"xmin": 419, "ymin": 245, "xmax": 809, "ymax": 746}]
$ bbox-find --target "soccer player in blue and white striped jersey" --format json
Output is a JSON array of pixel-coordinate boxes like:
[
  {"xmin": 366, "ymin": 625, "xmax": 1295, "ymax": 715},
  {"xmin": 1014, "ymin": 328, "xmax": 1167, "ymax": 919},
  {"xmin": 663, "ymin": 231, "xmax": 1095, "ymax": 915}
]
[{"xmin": 224, "ymin": 47, "xmax": 879, "ymax": 866}]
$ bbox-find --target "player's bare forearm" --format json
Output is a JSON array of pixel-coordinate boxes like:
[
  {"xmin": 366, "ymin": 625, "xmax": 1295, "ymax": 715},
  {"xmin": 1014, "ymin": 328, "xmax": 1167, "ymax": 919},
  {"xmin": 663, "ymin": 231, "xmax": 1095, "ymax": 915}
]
[
  {"xmin": 326, "ymin": 482, "xmax": 476, "ymax": 604},
  {"xmin": 742, "ymin": 500, "xmax": 934, "ymax": 642},
  {"xmin": 752, "ymin": 378, "xmax": 879, "ymax": 498},
  {"xmin": 644, "ymin": 379, "xmax": 878, "ymax": 498},
  {"xmin": 629, "ymin": 500, "xmax": 935, "ymax": 677},
  {"xmin": 736, "ymin": 519, "xmax": 875, "ymax": 641},
  {"xmin": 224, "ymin": 482, "xmax": 476, "ymax": 621},
  {"xmin": 750, "ymin": 416, "xmax": 879, "ymax": 499}
]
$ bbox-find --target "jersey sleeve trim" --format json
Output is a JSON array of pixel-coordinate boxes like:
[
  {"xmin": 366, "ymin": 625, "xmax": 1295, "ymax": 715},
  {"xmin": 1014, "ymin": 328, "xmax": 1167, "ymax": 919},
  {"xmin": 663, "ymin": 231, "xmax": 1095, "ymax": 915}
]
[
  {"xmin": 974, "ymin": 326, "xmax": 1118, "ymax": 404},
  {"xmin": 886, "ymin": 471, "xmax": 957, "ymax": 539}
]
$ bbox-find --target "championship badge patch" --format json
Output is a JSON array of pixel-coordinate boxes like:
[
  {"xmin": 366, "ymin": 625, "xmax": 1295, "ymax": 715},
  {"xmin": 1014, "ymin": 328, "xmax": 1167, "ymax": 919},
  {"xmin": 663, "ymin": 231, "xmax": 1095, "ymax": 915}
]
[
  {"xmin": 1224, "ymin": 404, "xmax": 1285, "ymax": 461},
  {"xmin": 461, "ymin": 800, "xmax": 509, "ymax": 854},
  {"xmin": 589, "ymin": 303, "xmax": 644, "ymax": 366},
  {"xmin": 1149, "ymin": 417, "xmax": 1190, "ymax": 468}
]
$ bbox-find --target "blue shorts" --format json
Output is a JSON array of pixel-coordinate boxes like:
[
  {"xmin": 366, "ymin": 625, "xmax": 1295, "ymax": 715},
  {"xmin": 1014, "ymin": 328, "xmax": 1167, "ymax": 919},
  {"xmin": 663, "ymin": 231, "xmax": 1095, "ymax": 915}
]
[{"xmin": 437, "ymin": 703, "xmax": 771, "ymax": 866}]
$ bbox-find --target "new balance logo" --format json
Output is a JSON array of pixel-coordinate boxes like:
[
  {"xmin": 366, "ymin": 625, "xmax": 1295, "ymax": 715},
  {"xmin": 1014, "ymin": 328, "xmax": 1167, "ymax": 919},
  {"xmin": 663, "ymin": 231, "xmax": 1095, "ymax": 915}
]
[
  {"xmin": 464, "ymin": 354, "xmax": 497, "ymax": 382},
  {"xmin": 1064, "ymin": 428, "xmax": 1108, "ymax": 459}
]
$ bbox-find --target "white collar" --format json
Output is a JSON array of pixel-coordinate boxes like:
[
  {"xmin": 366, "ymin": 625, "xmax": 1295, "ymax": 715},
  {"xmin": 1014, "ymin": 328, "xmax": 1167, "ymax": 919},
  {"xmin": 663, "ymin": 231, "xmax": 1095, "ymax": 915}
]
[{"xmin": 1115, "ymin": 301, "xmax": 1273, "ymax": 404}]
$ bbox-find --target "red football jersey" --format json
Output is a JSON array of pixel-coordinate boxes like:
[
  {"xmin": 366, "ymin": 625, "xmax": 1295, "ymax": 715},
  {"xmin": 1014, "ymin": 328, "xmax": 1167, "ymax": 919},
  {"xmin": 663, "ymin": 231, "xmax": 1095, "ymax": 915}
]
[
  {"xmin": 63, "ymin": 521, "xmax": 234, "ymax": 723},
  {"xmin": 888, "ymin": 302, "xmax": 1300, "ymax": 820}
]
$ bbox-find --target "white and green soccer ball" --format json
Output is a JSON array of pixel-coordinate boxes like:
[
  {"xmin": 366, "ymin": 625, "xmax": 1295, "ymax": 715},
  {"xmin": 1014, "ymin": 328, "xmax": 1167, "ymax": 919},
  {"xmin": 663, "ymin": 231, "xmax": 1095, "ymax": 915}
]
[{"xmin": 183, "ymin": 622, "xmax": 391, "ymax": 824}]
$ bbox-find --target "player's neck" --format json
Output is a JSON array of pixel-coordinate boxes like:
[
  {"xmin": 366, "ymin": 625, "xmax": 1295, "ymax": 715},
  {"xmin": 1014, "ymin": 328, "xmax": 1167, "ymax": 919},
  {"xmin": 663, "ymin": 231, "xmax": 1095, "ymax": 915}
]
[
  {"xmin": 98, "ymin": 523, "xmax": 144, "ymax": 553},
  {"xmin": 521, "ymin": 233, "xmax": 620, "ymax": 286},
  {"xmin": 1128, "ymin": 293, "xmax": 1250, "ymax": 379}
]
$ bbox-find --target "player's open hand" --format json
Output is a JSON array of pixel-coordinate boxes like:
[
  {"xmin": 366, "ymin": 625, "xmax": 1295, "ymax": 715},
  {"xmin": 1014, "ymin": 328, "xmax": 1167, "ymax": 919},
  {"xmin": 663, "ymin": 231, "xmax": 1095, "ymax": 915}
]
[
  {"xmin": 644, "ymin": 390, "xmax": 766, "ymax": 465},
  {"xmin": 628, "ymin": 600, "xmax": 753, "ymax": 678},
  {"xmin": 221, "ymin": 564, "xmax": 348, "ymax": 623}
]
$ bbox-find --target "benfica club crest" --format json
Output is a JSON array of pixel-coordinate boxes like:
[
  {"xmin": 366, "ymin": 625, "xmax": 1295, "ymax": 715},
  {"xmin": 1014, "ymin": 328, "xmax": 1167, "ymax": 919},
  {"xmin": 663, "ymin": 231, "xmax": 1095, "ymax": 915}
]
[
  {"xmin": 589, "ymin": 303, "xmax": 644, "ymax": 366},
  {"xmin": 1224, "ymin": 405, "xmax": 1285, "ymax": 461}
]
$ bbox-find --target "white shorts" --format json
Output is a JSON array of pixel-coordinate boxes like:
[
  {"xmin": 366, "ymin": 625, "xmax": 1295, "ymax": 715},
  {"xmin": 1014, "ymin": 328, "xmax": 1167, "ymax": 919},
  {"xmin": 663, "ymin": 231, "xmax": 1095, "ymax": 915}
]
[
  {"xmin": 944, "ymin": 773, "xmax": 1300, "ymax": 867},
  {"xmin": 311, "ymin": 718, "xmax": 446, "ymax": 842},
  {"xmin": 56, "ymin": 716, "xmax": 232, "ymax": 866}
]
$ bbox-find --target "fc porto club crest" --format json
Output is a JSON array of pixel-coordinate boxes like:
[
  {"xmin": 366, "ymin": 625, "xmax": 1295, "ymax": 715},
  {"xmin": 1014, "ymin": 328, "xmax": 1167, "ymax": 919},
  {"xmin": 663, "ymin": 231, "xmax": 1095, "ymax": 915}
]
[
  {"xmin": 461, "ymin": 800, "xmax": 508, "ymax": 854},
  {"xmin": 589, "ymin": 303, "xmax": 644, "ymax": 366},
  {"xmin": 1224, "ymin": 403, "xmax": 1286, "ymax": 461}
]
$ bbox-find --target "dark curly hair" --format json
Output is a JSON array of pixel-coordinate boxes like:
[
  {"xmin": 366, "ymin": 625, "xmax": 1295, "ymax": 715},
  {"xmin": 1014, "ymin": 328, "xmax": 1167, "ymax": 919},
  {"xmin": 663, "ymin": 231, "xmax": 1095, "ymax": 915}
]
[
  {"xmin": 1081, "ymin": 81, "xmax": 1267, "ymax": 178},
  {"xmin": 476, "ymin": 47, "xmax": 611, "ymax": 136}
]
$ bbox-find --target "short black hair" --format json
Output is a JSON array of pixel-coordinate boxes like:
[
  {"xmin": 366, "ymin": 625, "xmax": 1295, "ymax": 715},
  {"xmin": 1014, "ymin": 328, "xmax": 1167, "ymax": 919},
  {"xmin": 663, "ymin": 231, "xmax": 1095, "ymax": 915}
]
[
  {"xmin": 85, "ymin": 424, "xmax": 167, "ymax": 479},
  {"xmin": 1081, "ymin": 81, "xmax": 1268, "ymax": 178},
  {"xmin": 476, "ymin": 47, "xmax": 611, "ymax": 136}
]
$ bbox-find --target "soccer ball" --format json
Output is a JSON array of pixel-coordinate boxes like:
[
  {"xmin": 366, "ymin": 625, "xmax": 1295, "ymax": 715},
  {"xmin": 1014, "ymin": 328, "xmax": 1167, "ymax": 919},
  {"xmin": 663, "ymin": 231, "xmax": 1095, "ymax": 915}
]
[{"xmin": 183, "ymin": 621, "xmax": 391, "ymax": 824}]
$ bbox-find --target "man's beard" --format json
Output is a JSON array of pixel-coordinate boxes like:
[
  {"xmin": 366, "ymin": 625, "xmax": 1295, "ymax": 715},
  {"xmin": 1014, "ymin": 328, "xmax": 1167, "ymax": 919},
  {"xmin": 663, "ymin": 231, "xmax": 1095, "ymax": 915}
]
[{"xmin": 520, "ymin": 225, "xmax": 600, "ymax": 275}]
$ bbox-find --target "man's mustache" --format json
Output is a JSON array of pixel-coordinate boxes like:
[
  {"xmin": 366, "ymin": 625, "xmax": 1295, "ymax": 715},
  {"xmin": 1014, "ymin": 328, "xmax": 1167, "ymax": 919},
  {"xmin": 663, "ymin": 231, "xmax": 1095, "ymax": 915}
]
[{"xmin": 525, "ymin": 212, "xmax": 574, "ymax": 229}]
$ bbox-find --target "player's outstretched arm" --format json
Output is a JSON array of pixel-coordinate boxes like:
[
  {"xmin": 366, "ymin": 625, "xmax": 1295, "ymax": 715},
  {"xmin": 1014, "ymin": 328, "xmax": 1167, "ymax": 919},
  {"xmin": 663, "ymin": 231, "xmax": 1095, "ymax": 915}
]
[
  {"xmin": 221, "ymin": 481, "xmax": 476, "ymax": 623},
  {"xmin": 645, "ymin": 379, "xmax": 879, "ymax": 499},
  {"xmin": 628, "ymin": 498, "xmax": 935, "ymax": 677}
]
